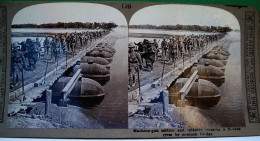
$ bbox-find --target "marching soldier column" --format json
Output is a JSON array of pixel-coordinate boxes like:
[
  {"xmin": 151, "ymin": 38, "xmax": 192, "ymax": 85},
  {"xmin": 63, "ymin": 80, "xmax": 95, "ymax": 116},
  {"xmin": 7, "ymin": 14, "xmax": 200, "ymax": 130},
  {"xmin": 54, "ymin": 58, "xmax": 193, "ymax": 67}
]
[
  {"xmin": 128, "ymin": 33, "xmax": 226, "ymax": 90},
  {"xmin": 10, "ymin": 30, "xmax": 110, "ymax": 89}
]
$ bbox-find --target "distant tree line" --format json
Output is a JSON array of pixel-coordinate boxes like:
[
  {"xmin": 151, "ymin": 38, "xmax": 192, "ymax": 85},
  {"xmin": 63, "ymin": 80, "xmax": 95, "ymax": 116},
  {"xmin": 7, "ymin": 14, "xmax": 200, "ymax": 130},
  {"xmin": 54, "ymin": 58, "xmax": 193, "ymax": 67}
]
[
  {"xmin": 12, "ymin": 22, "xmax": 117, "ymax": 29},
  {"xmin": 129, "ymin": 24, "xmax": 232, "ymax": 33}
]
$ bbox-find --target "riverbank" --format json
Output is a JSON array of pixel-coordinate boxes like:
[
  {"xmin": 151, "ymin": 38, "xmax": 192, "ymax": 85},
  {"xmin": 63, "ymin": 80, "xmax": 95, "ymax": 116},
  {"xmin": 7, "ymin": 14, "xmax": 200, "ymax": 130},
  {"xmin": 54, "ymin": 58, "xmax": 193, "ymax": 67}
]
[{"xmin": 7, "ymin": 103, "xmax": 104, "ymax": 128}]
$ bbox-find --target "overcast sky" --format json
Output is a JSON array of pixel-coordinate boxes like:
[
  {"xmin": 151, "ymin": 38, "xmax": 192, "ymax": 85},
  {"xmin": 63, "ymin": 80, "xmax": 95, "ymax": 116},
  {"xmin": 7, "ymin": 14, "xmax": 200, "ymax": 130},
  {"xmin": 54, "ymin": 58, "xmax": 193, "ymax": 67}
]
[
  {"xmin": 130, "ymin": 4, "xmax": 240, "ymax": 30},
  {"xmin": 12, "ymin": 3, "xmax": 127, "ymax": 25}
]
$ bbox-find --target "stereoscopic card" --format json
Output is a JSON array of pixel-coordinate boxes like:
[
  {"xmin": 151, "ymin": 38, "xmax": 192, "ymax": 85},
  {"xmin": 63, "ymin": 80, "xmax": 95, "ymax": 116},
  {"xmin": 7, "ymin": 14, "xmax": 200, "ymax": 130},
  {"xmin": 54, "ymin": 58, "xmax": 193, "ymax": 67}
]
[{"xmin": 0, "ymin": 1, "xmax": 259, "ymax": 139}]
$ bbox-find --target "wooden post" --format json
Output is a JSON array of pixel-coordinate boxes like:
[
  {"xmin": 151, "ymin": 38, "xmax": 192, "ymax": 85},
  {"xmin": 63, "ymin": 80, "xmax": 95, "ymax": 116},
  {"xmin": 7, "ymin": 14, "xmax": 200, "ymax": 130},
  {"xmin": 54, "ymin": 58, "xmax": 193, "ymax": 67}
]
[
  {"xmin": 21, "ymin": 67, "xmax": 25, "ymax": 101},
  {"xmin": 65, "ymin": 50, "xmax": 67, "ymax": 68},
  {"xmin": 43, "ymin": 60, "xmax": 49, "ymax": 84},
  {"xmin": 137, "ymin": 67, "xmax": 141, "ymax": 104},
  {"xmin": 161, "ymin": 90, "xmax": 169, "ymax": 116},
  {"xmin": 45, "ymin": 89, "xmax": 52, "ymax": 116}
]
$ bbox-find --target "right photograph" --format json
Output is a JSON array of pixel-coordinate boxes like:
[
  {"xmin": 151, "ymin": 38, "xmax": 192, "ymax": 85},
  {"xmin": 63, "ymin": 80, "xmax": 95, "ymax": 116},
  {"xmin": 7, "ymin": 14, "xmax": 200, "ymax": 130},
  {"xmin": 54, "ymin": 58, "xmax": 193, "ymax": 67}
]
[{"xmin": 128, "ymin": 4, "xmax": 245, "ymax": 128}]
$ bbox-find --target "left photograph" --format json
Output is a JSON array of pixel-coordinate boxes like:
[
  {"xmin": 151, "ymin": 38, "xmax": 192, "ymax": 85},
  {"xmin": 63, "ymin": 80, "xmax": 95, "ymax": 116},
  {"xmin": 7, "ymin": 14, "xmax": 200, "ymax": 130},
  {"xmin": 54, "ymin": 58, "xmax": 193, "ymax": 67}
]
[{"xmin": 8, "ymin": 2, "xmax": 128, "ymax": 128}]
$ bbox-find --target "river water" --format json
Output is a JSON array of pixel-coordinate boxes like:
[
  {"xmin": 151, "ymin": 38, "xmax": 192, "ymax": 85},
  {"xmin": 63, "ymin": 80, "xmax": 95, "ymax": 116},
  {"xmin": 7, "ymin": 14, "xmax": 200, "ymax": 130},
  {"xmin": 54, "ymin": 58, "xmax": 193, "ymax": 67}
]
[
  {"xmin": 201, "ymin": 31, "xmax": 245, "ymax": 127},
  {"xmin": 11, "ymin": 28, "xmax": 101, "ymax": 47},
  {"xmin": 84, "ymin": 30, "xmax": 128, "ymax": 128},
  {"xmin": 175, "ymin": 31, "xmax": 245, "ymax": 127},
  {"xmin": 12, "ymin": 28, "xmax": 99, "ymax": 34}
]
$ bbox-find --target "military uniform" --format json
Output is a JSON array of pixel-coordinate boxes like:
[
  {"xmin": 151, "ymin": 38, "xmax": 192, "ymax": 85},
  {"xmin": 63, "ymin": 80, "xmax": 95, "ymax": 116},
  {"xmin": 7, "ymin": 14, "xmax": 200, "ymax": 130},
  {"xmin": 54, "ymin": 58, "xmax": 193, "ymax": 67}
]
[
  {"xmin": 43, "ymin": 37, "xmax": 51, "ymax": 55},
  {"xmin": 177, "ymin": 37, "xmax": 182, "ymax": 58},
  {"xmin": 65, "ymin": 34, "xmax": 71, "ymax": 52},
  {"xmin": 153, "ymin": 39, "xmax": 159, "ymax": 61},
  {"xmin": 36, "ymin": 38, "xmax": 41, "ymax": 48},
  {"xmin": 18, "ymin": 41, "xmax": 28, "ymax": 53},
  {"xmin": 128, "ymin": 43, "xmax": 142, "ymax": 87},
  {"xmin": 79, "ymin": 34, "xmax": 83, "ymax": 47},
  {"xmin": 69, "ymin": 34, "xmax": 76, "ymax": 55},
  {"xmin": 161, "ymin": 38, "xmax": 168, "ymax": 58},
  {"xmin": 168, "ymin": 38, "xmax": 176, "ymax": 61},
  {"xmin": 53, "ymin": 39, "xmax": 61, "ymax": 62},
  {"xmin": 145, "ymin": 41, "xmax": 156, "ymax": 71},
  {"xmin": 187, "ymin": 37, "xmax": 192, "ymax": 53},
  {"xmin": 28, "ymin": 42, "xmax": 39, "ymax": 71},
  {"xmin": 60, "ymin": 36, "xmax": 67, "ymax": 54},
  {"xmin": 11, "ymin": 42, "xmax": 25, "ymax": 85}
]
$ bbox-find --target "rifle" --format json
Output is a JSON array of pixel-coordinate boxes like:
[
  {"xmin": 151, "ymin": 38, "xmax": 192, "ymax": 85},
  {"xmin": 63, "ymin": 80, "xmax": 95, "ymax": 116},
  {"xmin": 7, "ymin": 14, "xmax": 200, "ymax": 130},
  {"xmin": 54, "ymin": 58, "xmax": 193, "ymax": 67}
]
[
  {"xmin": 65, "ymin": 50, "xmax": 68, "ymax": 68},
  {"xmin": 55, "ymin": 52, "xmax": 59, "ymax": 74},
  {"xmin": 137, "ymin": 66, "xmax": 141, "ymax": 103},
  {"xmin": 43, "ymin": 59, "xmax": 49, "ymax": 84},
  {"xmin": 182, "ymin": 48, "xmax": 185, "ymax": 69},
  {"xmin": 161, "ymin": 58, "xmax": 167, "ymax": 84},
  {"xmin": 21, "ymin": 66, "xmax": 25, "ymax": 101}
]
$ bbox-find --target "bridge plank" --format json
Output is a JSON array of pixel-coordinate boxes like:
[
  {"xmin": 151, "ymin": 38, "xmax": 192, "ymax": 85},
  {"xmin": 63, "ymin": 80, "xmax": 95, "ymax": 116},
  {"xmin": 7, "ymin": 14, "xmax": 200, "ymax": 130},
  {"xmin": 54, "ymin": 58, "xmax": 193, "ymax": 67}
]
[
  {"xmin": 62, "ymin": 69, "xmax": 81, "ymax": 100},
  {"xmin": 179, "ymin": 70, "xmax": 198, "ymax": 101}
]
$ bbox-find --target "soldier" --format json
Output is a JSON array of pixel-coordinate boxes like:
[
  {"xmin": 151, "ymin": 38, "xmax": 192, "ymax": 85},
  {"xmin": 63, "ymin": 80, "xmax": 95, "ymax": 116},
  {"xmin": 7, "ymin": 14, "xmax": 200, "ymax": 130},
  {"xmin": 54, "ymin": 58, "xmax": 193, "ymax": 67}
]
[
  {"xmin": 18, "ymin": 41, "xmax": 28, "ymax": 53},
  {"xmin": 43, "ymin": 36, "xmax": 51, "ymax": 55},
  {"xmin": 176, "ymin": 36, "xmax": 182, "ymax": 58},
  {"xmin": 28, "ymin": 41, "xmax": 39, "ymax": 71},
  {"xmin": 168, "ymin": 37, "xmax": 175, "ymax": 61},
  {"xmin": 70, "ymin": 34, "xmax": 76, "ymax": 55},
  {"xmin": 60, "ymin": 36, "xmax": 67, "ymax": 55},
  {"xmin": 11, "ymin": 42, "xmax": 26, "ymax": 86},
  {"xmin": 182, "ymin": 37, "xmax": 187, "ymax": 54},
  {"xmin": 179, "ymin": 38, "xmax": 185, "ymax": 58},
  {"xmin": 128, "ymin": 42, "xmax": 142, "ymax": 87},
  {"xmin": 144, "ymin": 41, "xmax": 156, "ymax": 71},
  {"xmin": 50, "ymin": 36, "xmax": 56, "ymax": 59},
  {"xmin": 18, "ymin": 40, "xmax": 29, "ymax": 66},
  {"xmin": 186, "ymin": 37, "xmax": 192, "ymax": 54},
  {"xmin": 161, "ymin": 37, "xmax": 168, "ymax": 58},
  {"xmin": 153, "ymin": 39, "xmax": 159, "ymax": 61},
  {"xmin": 53, "ymin": 38, "xmax": 61, "ymax": 62},
  {"xmin": 36, "ymin": 38, "xmax": 42, "ymax": 58},
  {"xmin": 23, "ymin": 38, "xmax": 33, "ymax": 65},
  {"xmin": 79, "ymin": 33, "xmax": 83, "ymax": 47},
  {"xmin": 201, "ymin": 37, "xmax": 206, "ymax": 51},
  {"xmin": 36, "ymin": 37, "xmax": 42, "ymax": 48}
]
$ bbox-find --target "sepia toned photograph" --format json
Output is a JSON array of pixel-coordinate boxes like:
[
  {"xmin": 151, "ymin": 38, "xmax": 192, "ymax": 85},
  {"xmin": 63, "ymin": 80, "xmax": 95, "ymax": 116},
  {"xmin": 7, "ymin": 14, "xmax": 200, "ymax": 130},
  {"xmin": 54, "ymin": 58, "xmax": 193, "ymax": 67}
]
[
  {"xmin": 128, "ymin": 4, "xmax": 245, "ymax": 128},
  {"xmin": 8, "ymin": 2, "xmax": 128, "ymax": 129}
]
